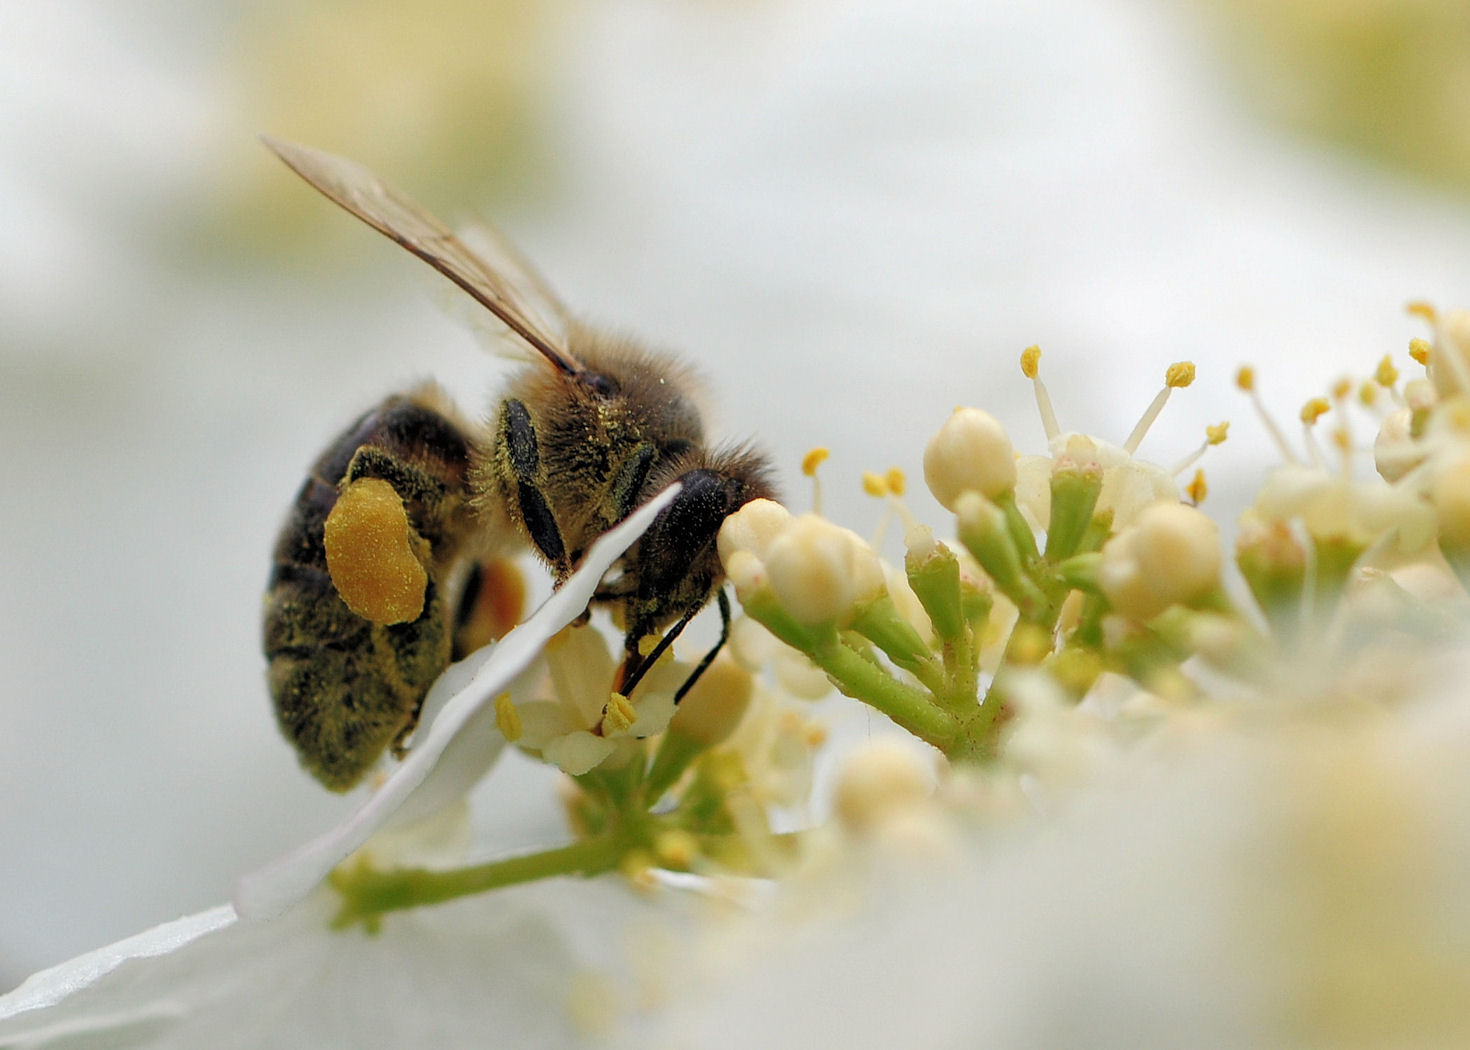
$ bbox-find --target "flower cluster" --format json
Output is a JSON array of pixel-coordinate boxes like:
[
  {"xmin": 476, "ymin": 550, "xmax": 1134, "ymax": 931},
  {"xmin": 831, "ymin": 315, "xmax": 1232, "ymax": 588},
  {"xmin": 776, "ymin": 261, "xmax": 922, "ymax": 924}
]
[
  {"xmin": 10, "ymin": 308, "xmax": 1470, "ymax": 1047},
  {"xmin": 723, "ymin": 317, "xmax": 1470, "ymax": 769}
]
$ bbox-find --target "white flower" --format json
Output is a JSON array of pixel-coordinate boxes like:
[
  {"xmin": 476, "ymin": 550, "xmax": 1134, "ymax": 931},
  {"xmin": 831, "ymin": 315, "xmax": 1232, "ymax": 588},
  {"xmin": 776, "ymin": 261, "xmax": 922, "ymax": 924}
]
[
  {"xmin": 619, "ymin": 668, "xmax": 1470, "ymax": 1050},
  {"xmin": 1015, "ymin": 433, "xmax": 1178, "ymax": 533},
  {"xmin": 1251, "ymin": 463, "xmax": 1435, "ymax": 556},
  {"xmin": 512, "ymin": 624, "xmax": 682, "ymax": 776},
  {"xmin": 0, "ymin": 881, "xmax": 676, "ymax": 1049}
]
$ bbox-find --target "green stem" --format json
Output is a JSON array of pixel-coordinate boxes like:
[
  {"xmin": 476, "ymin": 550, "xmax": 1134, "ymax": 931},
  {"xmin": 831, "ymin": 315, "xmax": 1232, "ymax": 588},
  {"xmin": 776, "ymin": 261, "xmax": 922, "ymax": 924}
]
[
  {"xmin": 330, "ymin": 835, "xmax": 624, "ymax": 928},
  {"xmin": 811, "ymin": 636, "xmax": 959, "ymax": 747}
]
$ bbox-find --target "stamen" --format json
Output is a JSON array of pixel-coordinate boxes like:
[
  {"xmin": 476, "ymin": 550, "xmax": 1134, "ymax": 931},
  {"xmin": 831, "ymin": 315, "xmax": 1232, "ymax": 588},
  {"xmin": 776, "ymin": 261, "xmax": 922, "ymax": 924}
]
[
  {"xmin": 1170, "ymin": 421, "xmax": 1227, "ymax": 475},
  {"xmin": 802, "ymin": 446, "xmax": 829, "ymax": 514},
  {"xmin": 1409, "ymin": 338, "xmax": 1432, "ymax": 368},
  {"xmin": 1020, "ymin": 345, "xmax": 1059, "ymax": 441},
  {"xmin": 1237, "ymin": 366, "xmax": 1299, "ymax": 464},
  {"xmin": 493, "ymin": 692, "xmax": 522, "ymax": 742},
  {"xmin": 1185, "ymin": 469, "xmax": 1207, "ymax": 505},
  {"xmin": 1406, "ymin": 300, "xmax": 1439, "ymax": 325},
  {"xmin": 1122, "ymin": 361, "xmax": 1194, "ymax": 455},
  {"xmin": 1375, "ymin": 354, "xmax": 1399, "ymax": 389},
  {"xmin": 1299, "ymin": 397, "xmax": 1330, "ymax": 469}
]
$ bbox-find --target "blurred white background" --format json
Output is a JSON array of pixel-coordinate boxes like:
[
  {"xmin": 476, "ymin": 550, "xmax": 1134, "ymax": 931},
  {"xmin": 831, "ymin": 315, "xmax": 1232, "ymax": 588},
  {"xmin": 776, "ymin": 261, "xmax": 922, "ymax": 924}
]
[{"xmin": 4, "ymin": 0, "xmax": 1470, "ymax": 990}]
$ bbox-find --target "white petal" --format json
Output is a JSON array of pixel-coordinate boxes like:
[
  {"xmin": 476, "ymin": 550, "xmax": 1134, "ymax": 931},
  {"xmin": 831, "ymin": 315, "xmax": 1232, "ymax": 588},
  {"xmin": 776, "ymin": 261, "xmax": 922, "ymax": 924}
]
[
  {"xmin": 233, "ymin": 484, "xmax": 681, "ymax": 920},
  {"xmin": 0, "ymin": 882, "xmax": 663, "ymax": 1049}
]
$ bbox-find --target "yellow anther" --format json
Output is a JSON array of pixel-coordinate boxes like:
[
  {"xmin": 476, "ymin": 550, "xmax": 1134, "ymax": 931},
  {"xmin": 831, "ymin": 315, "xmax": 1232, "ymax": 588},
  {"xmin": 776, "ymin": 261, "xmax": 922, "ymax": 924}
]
[
  {"xmin": 1300, "ymin": 398, "xmax": 1331, "ymax": 425},
  {"xmin": 1020, "ymin": 344, "xmax": 1041, "ymax": 379},
  {"xmin": 1165, "ymin": 361, "xmax": 1196, "ymax": 389},
  {"xmin": 861, "ymin": 471, "xmax": 888, "ymax": 497},
  {"xmin": 801, "ymin": 447, "xmax": 830, "ymax": 476},
  {"xmin": 1375, "ymin": 354, "xmax": 1400, "ymax": 387},
  {"xmin": 494, "ymin": 693, "xmax": 522, "ymax": 742},
  {"xmin": 1329, "ymin": 376, "xmax": 1352, "ymax": 401},
  {"xmin": 1409, "ymin": 338, "xmax": 1432, "ymax": 367},
  {"xmin": 1205, "ymin": 421, "xmax": 1229, "ymax": 445},
  {"xmin": 601, "ymin": 693, "xmax": 637, "ymax": 735},
  {"xmin": 637, "ymin": 634, "xmax": 661, "ymax": 658},
  {"xmin": 1186, "ymin": 468, "xmax": 1208, "ymax": 505},
  {"xmin": 1358, "ymin": 381, "xmax": 1379, "ymax": 407},
  {"xmin": 1406, "ymin": 300, "xmax": 1439, "ymax": 324},
  {"xmin": 885, "ymin": 467, "xmax": 906, "ymax": 496},
  {"xmin": 1331, "ymin": 428, "xmax": 1351, "ymax": 454},
  {"xmin": 1235, "ymin": 366, "xmax": 1256, "ymax": 392}
]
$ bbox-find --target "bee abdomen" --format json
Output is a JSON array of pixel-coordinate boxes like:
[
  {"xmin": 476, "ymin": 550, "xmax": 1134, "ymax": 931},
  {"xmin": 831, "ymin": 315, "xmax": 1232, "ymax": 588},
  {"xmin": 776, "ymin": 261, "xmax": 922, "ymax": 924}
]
[{"xmin": 263, "ymin": 390, "xmax": 474, "ymax": 792}]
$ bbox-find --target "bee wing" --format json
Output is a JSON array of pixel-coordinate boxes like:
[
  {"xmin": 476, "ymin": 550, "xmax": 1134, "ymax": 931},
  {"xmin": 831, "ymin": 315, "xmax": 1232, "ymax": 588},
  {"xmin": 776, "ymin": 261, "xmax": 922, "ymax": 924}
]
[
  {"xmin": 451, "ymin": 218, "xmax": 576, "ymax": 366},
  {"xmin": 262, "ymin": 136, "xmax": 582, "ymax": 376}
]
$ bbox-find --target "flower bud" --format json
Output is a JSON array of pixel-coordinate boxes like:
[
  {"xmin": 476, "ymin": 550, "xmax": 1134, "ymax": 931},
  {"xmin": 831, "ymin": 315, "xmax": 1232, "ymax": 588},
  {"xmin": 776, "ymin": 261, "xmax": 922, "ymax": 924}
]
[
  {"xmin": 1429, "ymin": 309, "xmax": 1470, "ymax": 399},
  {"xmin": 1099, "ymin": 501, "xmax": 1221, "ymax": 620},
  {"xmin": 1373, "ymin": 408, "xmax": 1419, "ymax": 483},
  {"xmin": 832, "ymin": 739, "xmax": 935, "ymax": 833},
  {"xmin": 924, "ymin": 407, "xmax": 1017, "ymax": 510},
  {"xmin": 667, "ymin": 655, "xmax": 753, "ymax": 748},
  {"xmin": 764, "ymin": 514, "xmax": 858, "ymax": 625},
  {"xmin": 717, "ymin": 498, "xmax": 791, "ymax": 565},
  {"xmin": 1433, "ymin": 452, "xmax": 1470, "ymax": 555}
]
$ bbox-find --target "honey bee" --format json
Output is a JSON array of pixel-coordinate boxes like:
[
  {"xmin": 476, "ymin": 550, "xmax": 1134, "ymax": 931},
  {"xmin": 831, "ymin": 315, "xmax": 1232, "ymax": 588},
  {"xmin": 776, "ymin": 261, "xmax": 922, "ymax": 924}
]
[{"xmin": 261, "ymin": 138, "xmax": 776, "ymax": 792}]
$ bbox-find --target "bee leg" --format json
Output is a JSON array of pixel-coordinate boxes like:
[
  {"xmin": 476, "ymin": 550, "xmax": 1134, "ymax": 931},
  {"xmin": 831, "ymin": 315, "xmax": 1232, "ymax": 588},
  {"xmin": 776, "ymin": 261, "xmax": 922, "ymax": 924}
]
[
  {"xmin": 672, "ymin": 588, "xmax": 732, "ymax": 705},
  {"xmin": 608, "ymin": 443, "xmax": 658, "ymax": 520},
  {"xmin": 343, "ymin": 445, "xmax": 448, "ymax": 504},
  {"xmin": 616, "ymin": 592, "xmax": 713, "ymax": 700},
  {"xmin": 501, "ymin": 398, "xmax": 569, "ymax": 571}
]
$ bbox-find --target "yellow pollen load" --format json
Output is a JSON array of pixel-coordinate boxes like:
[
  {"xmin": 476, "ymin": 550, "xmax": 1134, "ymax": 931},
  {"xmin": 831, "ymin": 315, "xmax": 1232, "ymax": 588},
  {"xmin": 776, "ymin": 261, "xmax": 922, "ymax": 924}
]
[
  {"xmin": 1206, "ymin": 422, "xmax": 1229, "ymax": 445},
  {"xmin": 1020, "ymin": 344, "xmax": 1041, "ymax": 379},
  {"xmin": 801, "ymin": 447, "xmax": 830, "ymax": 477},
  {"xmin": 1409, "ymin": 338, "xmax": 1432, "ymax": 367},
  {"xmin": 1300, "ymin": 398, "xmax": 1331, "ymax": 425},
  {"xmin": 1165, "ymin": 361, "xmax": 1195, "ymax": 388},
  {"xmin": 1375, "ymin": 355, "xmax": 1400, "ymax": 387},
  {"xmin": 323, "ymin": 477, "xmax": 428, "ymax": 625}
]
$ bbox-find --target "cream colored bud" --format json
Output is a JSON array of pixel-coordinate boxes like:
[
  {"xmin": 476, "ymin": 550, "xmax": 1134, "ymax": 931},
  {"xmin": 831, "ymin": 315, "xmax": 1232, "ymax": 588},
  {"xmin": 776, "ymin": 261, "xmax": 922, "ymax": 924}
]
[
  {"xmin": 840, "ymin": 525, "xmax": 887, "ymax": 605},
  {"xmin": 1374, "ymin": 408, "xmax": 1419, "ymax": 483},
  {"xmin": 724, "ymin": 550, "xmax": 768, "ymax": 601},
  {"xmin": 1099, "ymin": 501, "xmax": 1221, "ymax": 620},
  {"xmin": 1433, "ymin": 453, "xmax": 1470, "ymax": 551},
  {"xmin": 1430, "ymin": 309, "xmax": 1470, "ymax": 398},
  {"xmin": 717, "ymin": 498, "xmax": 792, "ymax": 565},
  {"xmin": 667, "ymin": 654, "xmax": 753, "ymax": 747},
  {"xmin": 833, "ymin": 738, "xmax": 935, "ymax": 833},
  {"xmin": 764, "ymin": 514, "xmax": 858, "ymax": 624},
  {"xmin": 924, "ymin": 407, "xmax": 1018, "ymax": 510}
]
